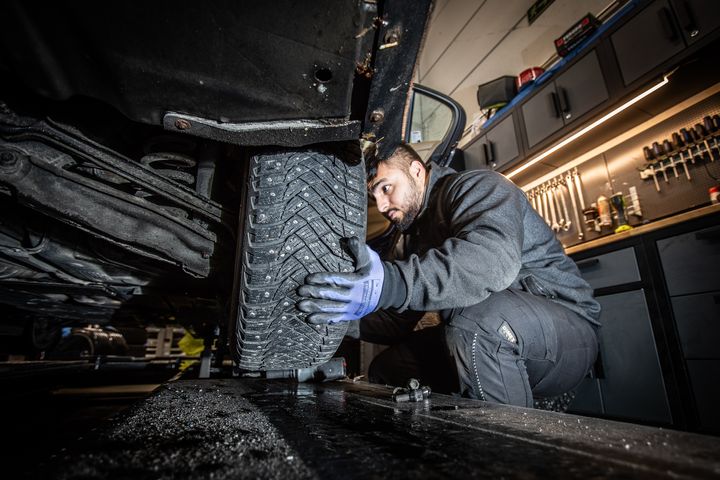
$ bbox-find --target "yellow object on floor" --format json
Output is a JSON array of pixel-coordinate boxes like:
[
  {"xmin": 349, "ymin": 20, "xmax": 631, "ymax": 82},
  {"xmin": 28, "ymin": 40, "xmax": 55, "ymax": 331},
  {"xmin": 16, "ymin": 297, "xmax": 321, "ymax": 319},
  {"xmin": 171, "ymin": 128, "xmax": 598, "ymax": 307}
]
[{"xmin": 178, "ymin": 331, "xmax": 205, "ymax": 371}]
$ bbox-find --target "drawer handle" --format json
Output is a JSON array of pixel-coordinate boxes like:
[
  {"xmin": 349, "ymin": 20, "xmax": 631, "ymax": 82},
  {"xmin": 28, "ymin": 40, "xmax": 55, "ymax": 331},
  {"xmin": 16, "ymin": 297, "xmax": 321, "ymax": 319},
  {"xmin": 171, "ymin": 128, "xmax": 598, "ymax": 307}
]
[
  {"xmin": 558, "ymin": 87, "xmax": 571, "ymax": 119},
  {"xmin": 550, "ymin": 91, "xmax": 562, "ymax": 118},
  {"xmin": 575, "ymin": 258, "xmax": 600, "ymax": 270},
  {"xmin": 695, "ymin": 227, "xmax": 720, "ymax": 242},
  {"xmin": 658, "ymin": 7, "xmax": 679, "ymax": 42}
]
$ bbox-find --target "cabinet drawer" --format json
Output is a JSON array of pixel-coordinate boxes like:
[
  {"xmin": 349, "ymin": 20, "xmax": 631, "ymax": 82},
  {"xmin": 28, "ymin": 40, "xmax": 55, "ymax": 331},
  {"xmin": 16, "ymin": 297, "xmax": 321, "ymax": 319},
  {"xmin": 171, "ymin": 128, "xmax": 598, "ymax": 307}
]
[
  {"xmin": 670, "ymin": 0, "xmax": 720, "ymax": 45},
  {"xmin": 462, "ymin": 136, "xmax": 488, "ymax": 171},
  {"xmin": 672, "ymin": 292, "xmax": 720, "ymax": 359},
  {"xmin": 485, "ymin": 114, "xmax": 519, "ymax": 171},
  {"xmin": 657, "ymin": 225, "xmax": 720, "ymax": 296},
  {"xmin": 686, "ymin": 359, "xmax": 720, "ymax": 433},
  {"xmin": 575, "ymin": 247, "xmax": 641, "ymax": 290},
  {"xmin": 611, "ymin": 0, "xmax": 685, "ymax": 86},
  {"xmin": 554, "ymin": 50, "xmax": 608, "ymax": 125},
  {"xmin": 521, "ymin": 81, "xmax": 564, "ymax": 148},
  {"xmin": 597, "ymin": 290, "xmax": 671, "ymax": 423}
]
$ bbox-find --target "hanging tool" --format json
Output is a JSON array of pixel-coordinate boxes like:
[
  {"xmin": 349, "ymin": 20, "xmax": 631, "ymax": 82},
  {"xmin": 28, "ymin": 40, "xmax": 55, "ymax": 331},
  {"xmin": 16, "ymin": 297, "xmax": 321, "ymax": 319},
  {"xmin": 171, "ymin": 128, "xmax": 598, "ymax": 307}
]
[
  {"xmin": 539, "ymin": 187, "xmax": 548, "ymax": 226},
  {"xmin": 672, "ymin": 132, "xmax": 692, "ymax": 181},
  {"xmin": 551, "ymin": 181, "xmax": 565, "ymax": 230},
  {"xmin": 680, "ymin": 128, "xmax": 698, "ymax": 164},
  {"xmin": 651, "ymin": 142, "xmax": 669, "ymax": 182},
  {"xmin": 573, "ymin": 168, "xmax": 586, "ymax": 211},
  {"xmin": 547, "ymin": 187, "xmax": 560, "ymax": 233},
  {"xmin": 704, "ymin": 115, "xmax": 720, "ymax": 156},
  {"xmin": 694, "ymin": 123, "xmax": 716, "ymax": 162},
  {"xmin": 641, "ymin": 146, "xmax": 661, "ymax": 191},
  {"xmin": 565, "ymin": 172, "xmax": 583, "ymax": 240},
  {"xmin": 542, "ymin": 186, "xmax": 552, "ymax": 227},
  {"xmin": 557, "ymin": 182, "xmax": 571, "ymax": 232},
  {"xmin": 662, "ymin": 139, "xmax": 679, "ymax": 178}
]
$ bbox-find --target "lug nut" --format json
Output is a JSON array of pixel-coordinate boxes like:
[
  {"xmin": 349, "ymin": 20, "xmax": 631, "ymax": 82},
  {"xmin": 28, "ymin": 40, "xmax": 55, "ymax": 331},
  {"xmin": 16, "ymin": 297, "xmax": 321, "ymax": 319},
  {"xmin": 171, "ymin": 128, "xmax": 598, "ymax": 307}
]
[
  {"xmin": 174, "ymin": 119, "xmax": 192, "ymax": 130},
  {"xmin": 370, "ymin": 109, "xmax": 385, "ymax": 123}
]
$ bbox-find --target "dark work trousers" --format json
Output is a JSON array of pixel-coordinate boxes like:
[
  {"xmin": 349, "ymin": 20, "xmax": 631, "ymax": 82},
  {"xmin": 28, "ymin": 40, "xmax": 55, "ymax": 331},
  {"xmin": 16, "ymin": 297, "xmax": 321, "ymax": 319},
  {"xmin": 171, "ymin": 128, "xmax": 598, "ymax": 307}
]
[{"xmin": 362, "ymin": 289, "xmax": 599, "ymax": 407}]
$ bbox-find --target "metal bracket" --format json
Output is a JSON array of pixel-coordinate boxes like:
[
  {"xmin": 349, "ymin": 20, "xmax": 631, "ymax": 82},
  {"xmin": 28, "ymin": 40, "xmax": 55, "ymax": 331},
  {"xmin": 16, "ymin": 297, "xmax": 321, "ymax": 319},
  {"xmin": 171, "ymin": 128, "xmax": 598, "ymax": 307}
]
[{"xmin": 164, "ymin": 113, "xmax": 361, "ymax": 147}]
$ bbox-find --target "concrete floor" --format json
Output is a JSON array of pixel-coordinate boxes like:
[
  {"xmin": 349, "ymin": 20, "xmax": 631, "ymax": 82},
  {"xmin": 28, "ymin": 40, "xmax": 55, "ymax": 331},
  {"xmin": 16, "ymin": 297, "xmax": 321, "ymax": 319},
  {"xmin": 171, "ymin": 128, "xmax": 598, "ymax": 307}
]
[{"xmin": 7, "ymin": 370, "xmax": 718, "ymax": 480}]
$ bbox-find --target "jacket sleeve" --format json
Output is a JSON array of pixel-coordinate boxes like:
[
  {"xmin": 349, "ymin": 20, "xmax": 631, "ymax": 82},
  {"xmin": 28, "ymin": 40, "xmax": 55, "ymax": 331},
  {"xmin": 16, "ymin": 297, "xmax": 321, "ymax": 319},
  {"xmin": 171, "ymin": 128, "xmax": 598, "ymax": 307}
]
[{"xmin": 393, "ymin": 172, "xmax": 525, "ymax": 312}]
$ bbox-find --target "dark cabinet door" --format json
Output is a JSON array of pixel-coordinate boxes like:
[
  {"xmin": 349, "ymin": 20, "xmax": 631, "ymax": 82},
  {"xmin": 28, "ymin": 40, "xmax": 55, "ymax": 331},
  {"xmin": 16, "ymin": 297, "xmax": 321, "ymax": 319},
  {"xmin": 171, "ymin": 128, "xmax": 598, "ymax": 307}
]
[
  {"xmin": 597, "ymin": 290, "xmax": 672, "ymax": 424},
  {"xmin": 671, "ymin": 0, "xmax": 720, "ymax": 45},
  {"xmin": 686, "ymin": 359, "xmax": 720, "ymax": 433},
  {"xmin": 521, "ymin": 82, "xmax": 564, "ymax": 148},
  {"xmin": 554, "ymin": 50, "xmax": 609, "ymax": 125},
  {"xmin": 462, "ymin": 135, "xmax": 489, "ymax": 171},
  {"xmin": 611, "ymin": 0, "xmax": 686, "ymax": 86},
  {"xmin": 484, "ymin": 114, "xmax": 519, "ymax": 171},
  {"xmin": 657, "ymin": 225, "xmax": 720, "ymax": 296},
  {"xmin": 671, "ymin": 292, "xmax": 720, "ymax": 359}
]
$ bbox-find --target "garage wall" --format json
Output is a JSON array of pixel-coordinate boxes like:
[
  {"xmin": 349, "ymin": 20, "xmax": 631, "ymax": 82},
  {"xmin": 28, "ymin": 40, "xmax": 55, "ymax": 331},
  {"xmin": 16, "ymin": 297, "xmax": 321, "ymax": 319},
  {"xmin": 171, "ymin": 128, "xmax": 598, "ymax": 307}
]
[{"xmin": 416, "ymin": 0, "xmax": 615, "ymax": 130}]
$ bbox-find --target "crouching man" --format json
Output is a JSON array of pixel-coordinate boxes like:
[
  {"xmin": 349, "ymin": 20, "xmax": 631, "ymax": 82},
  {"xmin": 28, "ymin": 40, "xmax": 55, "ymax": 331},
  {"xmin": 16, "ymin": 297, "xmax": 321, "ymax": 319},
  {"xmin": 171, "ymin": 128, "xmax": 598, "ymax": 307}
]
[{"xmin": 297, "ymin": 143, "xmax": 600, "ymax": 407}]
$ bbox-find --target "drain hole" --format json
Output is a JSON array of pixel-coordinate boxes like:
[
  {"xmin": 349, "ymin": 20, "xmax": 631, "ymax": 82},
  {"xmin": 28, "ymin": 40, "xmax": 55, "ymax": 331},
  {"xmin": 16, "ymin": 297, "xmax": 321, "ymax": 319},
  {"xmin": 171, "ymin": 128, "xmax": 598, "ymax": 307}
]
[{"xmin": 315, "ymin": 68, "xmax": 332, "ymax": 83}]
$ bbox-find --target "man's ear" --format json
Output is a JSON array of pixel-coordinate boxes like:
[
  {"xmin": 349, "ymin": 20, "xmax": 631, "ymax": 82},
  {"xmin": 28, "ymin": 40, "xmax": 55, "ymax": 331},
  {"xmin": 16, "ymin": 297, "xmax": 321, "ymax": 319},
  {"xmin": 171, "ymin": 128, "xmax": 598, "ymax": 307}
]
[{"xmin": 409, "ymin": 160, "xmax": 425, "ymax": 180}]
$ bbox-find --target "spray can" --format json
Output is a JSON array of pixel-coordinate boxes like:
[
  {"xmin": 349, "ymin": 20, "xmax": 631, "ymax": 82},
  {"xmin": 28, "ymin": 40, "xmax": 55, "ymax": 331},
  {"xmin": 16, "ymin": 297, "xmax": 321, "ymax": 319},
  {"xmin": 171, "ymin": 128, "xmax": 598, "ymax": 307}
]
[
  {"xmin": 597, "ymin": 195, "xmax": 612, "ymax": 228},
  {"xmin": 710, "ymin": 186, "xmax": 720, "ymax": 204}
]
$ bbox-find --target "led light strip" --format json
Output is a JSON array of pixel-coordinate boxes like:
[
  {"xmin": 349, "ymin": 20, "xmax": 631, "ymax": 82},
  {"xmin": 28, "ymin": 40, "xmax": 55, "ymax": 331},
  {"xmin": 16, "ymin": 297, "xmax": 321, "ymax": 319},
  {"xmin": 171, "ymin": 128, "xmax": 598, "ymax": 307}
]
[{"xmin": 506, "ymin": 74, "xmax": 672, "ymax": 179}]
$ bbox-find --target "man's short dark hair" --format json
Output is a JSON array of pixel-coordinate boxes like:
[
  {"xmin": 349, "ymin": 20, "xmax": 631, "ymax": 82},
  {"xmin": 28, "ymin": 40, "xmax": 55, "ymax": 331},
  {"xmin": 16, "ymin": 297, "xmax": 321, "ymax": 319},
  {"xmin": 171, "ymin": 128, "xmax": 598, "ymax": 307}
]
[{"xmin": 366, "ymin": 142, "xmax": 425, "ymax": 184}]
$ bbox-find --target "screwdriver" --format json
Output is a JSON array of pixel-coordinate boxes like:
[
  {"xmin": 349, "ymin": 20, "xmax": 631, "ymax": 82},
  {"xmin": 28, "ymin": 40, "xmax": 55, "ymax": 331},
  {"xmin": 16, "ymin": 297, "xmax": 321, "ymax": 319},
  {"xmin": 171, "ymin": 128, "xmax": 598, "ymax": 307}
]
[
  {"xmin": 643, "ymin": 145, "xmax": 661, "ymax": 191},
  {"xmin": 694, "ymin": 123, "xmax": 715, "ymax": 162},
  {"xmin": 680, "ymin": 128, "xmax": 698, "ymax": 164},
  {"xmin": 662, "ymin": 139, "xmax": 679, "ymax": 178},
  {"xmin": 652, "ymin": 141, "xmax": 669, "ymax": 182},
  {"xmin": 671, "ymin": 132, "xmax": 692, "ymax": 180}
]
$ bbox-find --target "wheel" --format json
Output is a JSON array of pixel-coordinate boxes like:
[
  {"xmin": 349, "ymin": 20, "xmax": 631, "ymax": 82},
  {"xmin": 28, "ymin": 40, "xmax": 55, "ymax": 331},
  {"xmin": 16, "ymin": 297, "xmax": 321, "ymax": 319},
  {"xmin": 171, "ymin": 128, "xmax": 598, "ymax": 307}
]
[{"xmin": 233, "ymin": 143, "xmax": 366, "ymax": 371}]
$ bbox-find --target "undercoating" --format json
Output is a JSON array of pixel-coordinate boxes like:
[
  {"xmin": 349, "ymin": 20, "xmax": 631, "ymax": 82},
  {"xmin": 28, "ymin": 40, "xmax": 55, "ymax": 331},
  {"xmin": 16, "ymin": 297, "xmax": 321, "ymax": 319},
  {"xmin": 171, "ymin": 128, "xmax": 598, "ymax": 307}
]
[{"xmin": 28, "ymin": 377, "xmax": 720, "ymax": 479}]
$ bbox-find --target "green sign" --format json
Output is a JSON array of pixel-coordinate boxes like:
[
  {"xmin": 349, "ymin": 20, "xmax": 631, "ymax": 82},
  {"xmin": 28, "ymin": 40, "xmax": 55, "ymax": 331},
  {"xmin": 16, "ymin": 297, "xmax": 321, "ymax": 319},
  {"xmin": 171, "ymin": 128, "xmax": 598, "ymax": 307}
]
[{"xmin": 527, "ymin": 0, "xmax": 555, "ymax": 25}]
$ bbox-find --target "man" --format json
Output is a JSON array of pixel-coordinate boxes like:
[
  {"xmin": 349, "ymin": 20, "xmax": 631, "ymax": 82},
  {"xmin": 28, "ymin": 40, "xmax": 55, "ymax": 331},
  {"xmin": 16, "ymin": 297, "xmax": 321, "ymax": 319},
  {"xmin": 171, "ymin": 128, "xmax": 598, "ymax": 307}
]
[{"xmin": 297, "ymin": 143, "xmax": 600, "ymax": 407}]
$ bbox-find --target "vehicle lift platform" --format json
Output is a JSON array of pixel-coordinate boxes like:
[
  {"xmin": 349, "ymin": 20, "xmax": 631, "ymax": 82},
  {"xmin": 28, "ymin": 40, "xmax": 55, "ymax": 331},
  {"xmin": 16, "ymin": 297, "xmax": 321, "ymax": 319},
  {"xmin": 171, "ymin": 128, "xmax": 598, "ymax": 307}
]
[{"xmin": 18, "ymin": 370, "xmax": 719, "ymax": 480}]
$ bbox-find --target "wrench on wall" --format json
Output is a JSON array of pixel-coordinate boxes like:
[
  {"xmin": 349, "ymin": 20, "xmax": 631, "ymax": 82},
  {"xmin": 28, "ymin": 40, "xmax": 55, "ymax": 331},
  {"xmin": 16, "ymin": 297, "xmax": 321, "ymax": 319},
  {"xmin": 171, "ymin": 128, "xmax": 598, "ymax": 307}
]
[
  {"xmin": 547, "ymin": 186, "xmax": 561, "ymax": 233},
  {"xmin": 565, "ymin": 172, "xmax": 584, "ymax": 240},
  {"xmin": 557, "ymin": 183, "xmax": 571, "ymax": 232}
]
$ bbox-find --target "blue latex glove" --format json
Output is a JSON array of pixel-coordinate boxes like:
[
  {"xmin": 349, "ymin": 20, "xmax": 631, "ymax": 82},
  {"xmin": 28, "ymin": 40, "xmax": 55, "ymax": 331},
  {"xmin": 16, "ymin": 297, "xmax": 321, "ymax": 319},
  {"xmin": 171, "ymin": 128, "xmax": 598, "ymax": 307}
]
[{"xmin": 297, "ymin": 236, "xmax": 384, "ymax": 324}]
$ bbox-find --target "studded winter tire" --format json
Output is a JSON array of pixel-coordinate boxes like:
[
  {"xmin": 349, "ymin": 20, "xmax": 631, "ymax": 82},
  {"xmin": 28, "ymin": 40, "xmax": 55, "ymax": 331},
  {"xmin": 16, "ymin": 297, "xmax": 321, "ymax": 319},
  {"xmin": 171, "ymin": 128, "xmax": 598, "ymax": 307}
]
[{"xmin": 233, "ymin": 144, "xmax": 366, "ymax": 371}]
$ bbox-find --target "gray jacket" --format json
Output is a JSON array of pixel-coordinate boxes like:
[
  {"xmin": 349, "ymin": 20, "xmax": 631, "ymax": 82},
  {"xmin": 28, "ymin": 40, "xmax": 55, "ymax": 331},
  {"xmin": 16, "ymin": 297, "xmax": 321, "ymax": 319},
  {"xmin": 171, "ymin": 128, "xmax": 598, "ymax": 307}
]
[{"xmin": 383, "ymin": 164, "xmax": 601, "ymax": 326}]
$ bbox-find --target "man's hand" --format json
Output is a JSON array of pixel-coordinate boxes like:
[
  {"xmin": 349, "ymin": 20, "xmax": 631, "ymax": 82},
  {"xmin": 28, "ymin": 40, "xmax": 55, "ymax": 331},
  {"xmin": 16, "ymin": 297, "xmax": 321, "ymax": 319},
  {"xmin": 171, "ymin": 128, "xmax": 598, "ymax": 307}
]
[{"xmin": 297, "ymin": 237, "xmax": 384, "ymax": 324}]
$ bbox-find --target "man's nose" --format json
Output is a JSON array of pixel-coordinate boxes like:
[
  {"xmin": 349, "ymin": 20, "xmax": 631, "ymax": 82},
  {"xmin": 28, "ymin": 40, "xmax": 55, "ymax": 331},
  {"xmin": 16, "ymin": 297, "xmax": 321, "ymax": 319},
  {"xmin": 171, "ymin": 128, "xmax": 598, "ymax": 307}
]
[{"xmin": 376, "ymin": 197, "xmax": 389, "ymax": 213}]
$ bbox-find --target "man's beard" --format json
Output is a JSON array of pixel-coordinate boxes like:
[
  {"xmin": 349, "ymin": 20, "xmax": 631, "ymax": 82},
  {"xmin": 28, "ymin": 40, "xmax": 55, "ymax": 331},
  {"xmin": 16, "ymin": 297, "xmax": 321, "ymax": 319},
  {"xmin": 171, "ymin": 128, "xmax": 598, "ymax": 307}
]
[{"xmin": 389, "ymin": 180, "xmax": 423, "ymax": 231}]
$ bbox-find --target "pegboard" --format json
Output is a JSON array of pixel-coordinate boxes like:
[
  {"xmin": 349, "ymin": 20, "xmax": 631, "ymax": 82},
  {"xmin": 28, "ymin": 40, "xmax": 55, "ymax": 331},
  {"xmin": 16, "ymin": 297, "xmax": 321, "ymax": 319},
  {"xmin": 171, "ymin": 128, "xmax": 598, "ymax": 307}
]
[{"xmin": 525, "ymin": 91, "xmax": 720, "ymax": 249}]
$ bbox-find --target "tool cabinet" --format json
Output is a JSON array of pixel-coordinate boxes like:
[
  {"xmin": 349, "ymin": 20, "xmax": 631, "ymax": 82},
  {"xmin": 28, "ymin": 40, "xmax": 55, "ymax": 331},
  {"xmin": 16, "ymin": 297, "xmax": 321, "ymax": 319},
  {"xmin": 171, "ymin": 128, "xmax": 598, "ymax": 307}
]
[
  {"xmin": 569, "ymin": 246, "xmax": 671, "ymax": 424},
  {"xmin": 657, "ymin": 224, "xmax": 720, "ymax": 433}
]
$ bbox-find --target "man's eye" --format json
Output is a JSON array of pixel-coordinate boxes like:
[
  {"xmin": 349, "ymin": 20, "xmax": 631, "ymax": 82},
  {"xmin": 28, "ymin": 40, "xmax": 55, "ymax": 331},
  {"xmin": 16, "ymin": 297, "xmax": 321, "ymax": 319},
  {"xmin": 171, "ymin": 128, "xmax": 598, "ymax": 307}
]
[{"xmin": 382, "ymin": 185, "xmax": 391, "ymax": 194}]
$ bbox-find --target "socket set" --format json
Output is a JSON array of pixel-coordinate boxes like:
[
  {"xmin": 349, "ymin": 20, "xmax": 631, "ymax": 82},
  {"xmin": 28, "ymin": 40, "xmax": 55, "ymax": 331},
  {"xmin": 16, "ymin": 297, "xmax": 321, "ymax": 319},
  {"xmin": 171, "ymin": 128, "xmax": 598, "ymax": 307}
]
[{"xmin": 639, "ymin": 114, "xmax": 720, "ymax": 191}]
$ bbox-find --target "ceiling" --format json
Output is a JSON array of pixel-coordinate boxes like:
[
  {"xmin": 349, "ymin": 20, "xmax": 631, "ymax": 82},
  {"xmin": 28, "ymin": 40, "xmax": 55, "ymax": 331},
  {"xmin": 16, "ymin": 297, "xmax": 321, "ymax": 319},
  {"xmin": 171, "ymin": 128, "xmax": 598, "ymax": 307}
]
[{"xmin": 414, "ymin": 0, "xmax": 617, "ymax": 135}]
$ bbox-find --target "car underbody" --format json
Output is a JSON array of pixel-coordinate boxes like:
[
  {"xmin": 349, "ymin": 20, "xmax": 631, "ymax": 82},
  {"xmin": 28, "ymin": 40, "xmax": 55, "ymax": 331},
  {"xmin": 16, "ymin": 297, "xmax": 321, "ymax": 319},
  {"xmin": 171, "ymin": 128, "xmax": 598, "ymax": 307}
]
[{"xmin": 0, "ymin": 0, "xmax": 433, "ymax": 369}]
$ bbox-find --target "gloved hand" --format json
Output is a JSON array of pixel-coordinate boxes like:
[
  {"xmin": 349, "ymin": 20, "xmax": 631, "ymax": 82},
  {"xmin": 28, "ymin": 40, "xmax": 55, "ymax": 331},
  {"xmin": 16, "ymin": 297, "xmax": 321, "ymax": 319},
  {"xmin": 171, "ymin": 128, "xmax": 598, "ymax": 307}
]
[{"xmin": 297, "ymin": 236, "xmax": 384, "ymax": 324}]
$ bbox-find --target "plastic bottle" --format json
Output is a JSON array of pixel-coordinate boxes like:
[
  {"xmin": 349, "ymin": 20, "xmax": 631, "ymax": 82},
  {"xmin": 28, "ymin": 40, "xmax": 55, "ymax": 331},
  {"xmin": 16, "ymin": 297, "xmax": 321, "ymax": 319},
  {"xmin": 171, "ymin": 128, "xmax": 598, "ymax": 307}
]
[{"xmin": 597, "ymin": 195, "xmax": 612, "ymax": 227}]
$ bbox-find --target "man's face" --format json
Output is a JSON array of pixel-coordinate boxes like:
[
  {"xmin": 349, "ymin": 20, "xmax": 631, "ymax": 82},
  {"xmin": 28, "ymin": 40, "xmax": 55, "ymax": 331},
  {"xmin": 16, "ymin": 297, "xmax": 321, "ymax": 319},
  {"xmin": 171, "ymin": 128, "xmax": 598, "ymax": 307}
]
[{"xmin": 368, "ymin": 160, "xmax": 426, "ymax": 231}]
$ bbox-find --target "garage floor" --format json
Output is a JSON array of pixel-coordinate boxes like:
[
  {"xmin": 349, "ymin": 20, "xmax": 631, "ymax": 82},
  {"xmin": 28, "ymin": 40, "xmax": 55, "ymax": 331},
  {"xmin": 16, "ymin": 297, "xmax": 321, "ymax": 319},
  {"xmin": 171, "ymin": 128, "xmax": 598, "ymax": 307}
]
[{"xmin": 7, "ymin": 369, "xmax": 719, "ymax": 480}]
